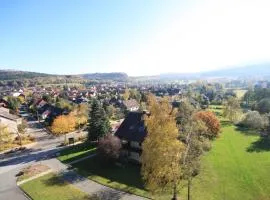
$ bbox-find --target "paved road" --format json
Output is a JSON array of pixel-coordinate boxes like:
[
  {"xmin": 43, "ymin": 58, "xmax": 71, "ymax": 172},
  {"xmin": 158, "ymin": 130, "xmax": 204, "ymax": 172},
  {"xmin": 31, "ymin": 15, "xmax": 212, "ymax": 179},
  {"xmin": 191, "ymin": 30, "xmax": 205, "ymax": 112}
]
[
  {"xmin": 0, "ymin": 117, "xmax": 63, "ymax": 200},
  {"xmin": 0, "ymin": 116, "xmax": 145, "ymax": 200}
]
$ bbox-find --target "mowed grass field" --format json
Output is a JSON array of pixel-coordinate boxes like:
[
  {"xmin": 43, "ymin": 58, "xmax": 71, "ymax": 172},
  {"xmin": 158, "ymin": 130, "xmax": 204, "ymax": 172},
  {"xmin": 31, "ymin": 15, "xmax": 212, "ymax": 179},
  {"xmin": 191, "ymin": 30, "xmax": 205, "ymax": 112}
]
[
  {"xmin": 57, "ymin": 142, "xmax": 97, "ymax": 164},
  {"xmin": 56, "ymin": 104, "xmax": 270, "ymax": 200},
  {"xmin": 72, "ymin": 122, "xmax": 270, "ymax": 200},
  {"xmin": 20, "ymin": 173, "xmax": 92, "ymax": 200},
  {"xmin": 189, "ymin": 124, "xmax": 270, "ymax": 200}
]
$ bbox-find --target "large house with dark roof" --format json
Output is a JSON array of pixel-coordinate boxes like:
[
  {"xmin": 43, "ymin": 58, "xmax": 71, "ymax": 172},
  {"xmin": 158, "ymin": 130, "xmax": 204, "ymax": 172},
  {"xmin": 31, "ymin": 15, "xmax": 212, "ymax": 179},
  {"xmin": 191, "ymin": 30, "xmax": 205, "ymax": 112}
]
[{"xmin": 114, "ymin": 111, "xmax": 148, "ymax": 162}]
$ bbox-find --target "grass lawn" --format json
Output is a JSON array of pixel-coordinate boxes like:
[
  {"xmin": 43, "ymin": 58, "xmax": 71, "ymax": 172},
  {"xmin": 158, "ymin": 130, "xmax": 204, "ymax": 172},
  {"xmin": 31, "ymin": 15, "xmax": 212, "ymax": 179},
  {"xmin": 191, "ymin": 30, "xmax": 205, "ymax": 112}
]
[
  {"xmin": 57, "ymin": 142, "xmax": 97, "ymax": 164},
  {"xmin": 189, "ymin": 124, "xmax": 270, "ymax": 200},
  {"xmin": 20, "ymin": 173, "xmax": 92, "ymax": 200},
  {"xmin": 207, "ymin": 105, "xmax": 225, "ymax": 121},
  {"xmin": 72, "ymin": 124, "xmax": 270, "ymax": 200},
  {"xmin": 72, "ymin": 156, "xmax": 151, "ymax": 198}
]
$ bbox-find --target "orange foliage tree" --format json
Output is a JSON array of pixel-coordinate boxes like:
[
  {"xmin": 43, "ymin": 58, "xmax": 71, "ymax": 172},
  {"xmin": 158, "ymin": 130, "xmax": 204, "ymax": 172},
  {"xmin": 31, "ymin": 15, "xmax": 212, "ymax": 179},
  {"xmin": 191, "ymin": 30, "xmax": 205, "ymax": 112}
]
[
  {"xmin": 51, "ymin": 114, "xmax": 76, "ymax": 141},
  {"xmin": 194, "ymin": 111, "xmax": 221, "ymax": 139}
]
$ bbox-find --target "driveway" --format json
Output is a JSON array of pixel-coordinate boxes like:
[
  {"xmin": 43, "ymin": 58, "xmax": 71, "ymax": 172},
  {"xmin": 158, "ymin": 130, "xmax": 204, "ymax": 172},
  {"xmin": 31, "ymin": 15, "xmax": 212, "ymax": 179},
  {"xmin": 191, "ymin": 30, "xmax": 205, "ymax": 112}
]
[
  {"xmin": 0, "ymin": 117, "xmax": 145, "ymax": 200},
  {"xmin": 0, "ymin": 117, "xmax": 63, "ymax": 200}
]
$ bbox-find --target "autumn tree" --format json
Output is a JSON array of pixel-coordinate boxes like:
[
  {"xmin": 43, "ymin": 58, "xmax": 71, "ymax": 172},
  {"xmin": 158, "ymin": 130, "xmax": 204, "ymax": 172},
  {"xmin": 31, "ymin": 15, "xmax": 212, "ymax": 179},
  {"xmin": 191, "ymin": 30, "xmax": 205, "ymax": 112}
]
[
  {"xmin": 176, "ymin": 100, "xmax": 209, "ymax": 200},
  {"xmin": 7, "ymin": 96, "xmax": 20, "ymax": 114},
  {"xmin": 55, "ymin": 98, "xmax": 74, "ymax": 111},
  {"xmin": 72, "ymin": 103, "xmax": 89, "ymax": 130},
  {"xmin": 176, "ymin": 100, "xmax": 196, "ymax": 127},
  {"xmin": 98, "ymin": 134, "xmax": 121, "ymax": 162},
  {"xmin": 122, "ymin": 89, "xmax": 130, "ymax": 101},
  {"xmin": 104, "ymin": 104, "xmax": 116, "ymax": 119},
  {"xmin": 17, "ymin": 119, "xmax": 28, "ymax": 146},
  {"xmin": 179, "ymin": 117, "xmax": 209, "ymax": 200},
  {"xmin": 129, "ymin": 89, "xmax": 142, "ymax": 102},
  {"xmin": 51, "ymin": 114, "xmax": 76, "ymax": 142},
  {"xmin": 0, "ymin": 124, "xmax": 12, "ymax": 146},
  {"xmin": 17, "ymin": 95, "xmax": 25, "ymax": 104},
  {"xmin": 223, "ymin": 97, "xmax": 242, "ymax": 122},
  {"xmin": 141, "ymin": 95, "xmax": 185, "ymax": 198},
  {"xmin": 195, "ymin": 111, "xmax": 221, "ymax": 139},
  {"xmin": 88, "ymin": 99, "xmax": 111, "ymax": 141},
  {"xmin": 17, "ymin": 119, "xmax": 28, "ymax": 135}
]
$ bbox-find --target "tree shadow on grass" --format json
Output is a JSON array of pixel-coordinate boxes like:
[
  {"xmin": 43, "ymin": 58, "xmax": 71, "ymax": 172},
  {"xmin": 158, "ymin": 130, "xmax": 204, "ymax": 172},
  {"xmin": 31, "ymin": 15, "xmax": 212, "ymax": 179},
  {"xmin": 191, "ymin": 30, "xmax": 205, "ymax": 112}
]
[
  {"xmin": 247, "ymin": 137, "xmax": 270, "ymax": 152},
  {"xmin": 43, "ymin": 174, "xmax": 68, "ymax": 186},
  {"xmin": 72, "ymin": 156, "xmax": 146, "ymax": 192},
  {"xmin": 235, "ymin": 126, "xmax": 258, "ymax": 136},
  {"xmin": 42, "ymin": 169, "xmax": 146, "ymax": 199},
  {"xmin": 221, "ymin": 121, "xmax": 233, "ymax": 127},
  {"xmin": 94, "ymin": 188, "xmax": 125, "ymax": 200},
  {"xmin": 59, "ymin": 142, "xmax": 97, "ymax": 163}
]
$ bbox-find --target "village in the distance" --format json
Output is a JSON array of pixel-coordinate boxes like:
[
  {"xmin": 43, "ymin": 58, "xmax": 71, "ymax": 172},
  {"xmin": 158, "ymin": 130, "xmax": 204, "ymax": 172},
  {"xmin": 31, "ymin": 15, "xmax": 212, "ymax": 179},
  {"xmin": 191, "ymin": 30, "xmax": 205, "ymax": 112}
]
[
  {"xmin": 1, "ymin": 0, "xmax": 270, "ymax": 199},
  {"xmin": 1, "ymin": 68, "xmax": 270, "ymax": 200}
]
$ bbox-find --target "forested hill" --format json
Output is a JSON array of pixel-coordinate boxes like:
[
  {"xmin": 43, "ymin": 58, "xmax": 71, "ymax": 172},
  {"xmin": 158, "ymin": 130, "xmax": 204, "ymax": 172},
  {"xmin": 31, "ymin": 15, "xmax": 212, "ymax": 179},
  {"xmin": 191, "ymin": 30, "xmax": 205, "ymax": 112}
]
[
  {"xmin": 81, "ymin": 72, "xmax": 128, "ymax": 80},
  {"xmin": 0, "ymin": 70, "xmax": 52, "ymax": 80},
  {"xmin": 0, "ymin": 70, "xmax": 128, "ymax": 81}
]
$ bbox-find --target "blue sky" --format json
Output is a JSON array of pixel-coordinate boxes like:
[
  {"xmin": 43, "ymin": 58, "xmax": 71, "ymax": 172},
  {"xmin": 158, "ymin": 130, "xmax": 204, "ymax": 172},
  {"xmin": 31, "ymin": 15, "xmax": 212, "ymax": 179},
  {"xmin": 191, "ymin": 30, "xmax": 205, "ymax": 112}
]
[{"xmin": 1, "ymin": 0, "xmax": 270, "ymax": 75}]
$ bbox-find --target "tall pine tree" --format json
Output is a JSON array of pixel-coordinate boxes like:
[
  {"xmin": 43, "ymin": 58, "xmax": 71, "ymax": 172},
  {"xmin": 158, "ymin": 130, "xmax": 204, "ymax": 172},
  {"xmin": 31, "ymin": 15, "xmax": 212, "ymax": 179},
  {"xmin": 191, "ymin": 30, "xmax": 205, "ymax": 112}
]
[{"xmin": 88, "ymin": 99, "xmax": 111, "ymax": 141}]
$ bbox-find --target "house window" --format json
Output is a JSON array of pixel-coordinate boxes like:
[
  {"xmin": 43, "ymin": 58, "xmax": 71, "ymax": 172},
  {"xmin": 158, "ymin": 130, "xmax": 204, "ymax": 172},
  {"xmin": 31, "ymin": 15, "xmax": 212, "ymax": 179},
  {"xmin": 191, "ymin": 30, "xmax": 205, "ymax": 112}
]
[
  {"xmin": 121, "ymin": 139, "xmax": 128, "ymax": 144},
  {"xmin": 130, "ymin": 141, "xmax": 140, "ymax": 149},
  {"xmin": 129, "ymin": 152, "xmax": 140, "ymax": 161}
]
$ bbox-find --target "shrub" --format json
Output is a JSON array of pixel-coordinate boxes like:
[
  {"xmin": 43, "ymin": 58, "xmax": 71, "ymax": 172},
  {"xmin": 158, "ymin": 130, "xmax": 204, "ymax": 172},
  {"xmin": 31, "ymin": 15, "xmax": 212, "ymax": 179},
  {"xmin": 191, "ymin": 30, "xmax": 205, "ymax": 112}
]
[
  {"xmin": 98, "ymin": 134, "xmax": 121, "ymax": 162},
  {"xmin": 240, "ymin": 111, "xmax": 269, "ymax": 130}
]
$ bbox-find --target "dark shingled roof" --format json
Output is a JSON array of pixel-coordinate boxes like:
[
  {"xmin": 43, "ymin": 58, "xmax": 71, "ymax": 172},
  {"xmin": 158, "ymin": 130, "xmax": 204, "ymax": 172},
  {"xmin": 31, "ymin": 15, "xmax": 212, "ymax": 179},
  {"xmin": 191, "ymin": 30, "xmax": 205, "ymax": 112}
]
[{"xmin": 115, "ymin": 112, "xmax": 147, "ymax": 143}]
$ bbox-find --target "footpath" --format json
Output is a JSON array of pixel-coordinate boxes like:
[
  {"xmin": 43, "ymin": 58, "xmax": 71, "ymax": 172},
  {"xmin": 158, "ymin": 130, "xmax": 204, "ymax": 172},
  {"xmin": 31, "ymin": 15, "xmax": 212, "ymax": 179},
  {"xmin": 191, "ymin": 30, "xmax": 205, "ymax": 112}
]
[{"xmin": 20, "ymin": 157, "xmax": 147, "ymax": 200}]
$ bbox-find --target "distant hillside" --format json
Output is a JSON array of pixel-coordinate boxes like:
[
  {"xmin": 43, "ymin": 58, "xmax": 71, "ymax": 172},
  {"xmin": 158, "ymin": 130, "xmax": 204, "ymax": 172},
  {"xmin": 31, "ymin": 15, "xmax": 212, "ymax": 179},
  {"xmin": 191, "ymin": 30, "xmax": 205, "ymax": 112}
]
[
  {"xmin": 0, "ymin": 70, "xmax": 128, "ymax": 82},
  {"xmin": 158, "ymin": 73, "xmax": 200, "ymax": 80},
  {"xmin": 201, "ymin": 64, "xmax": 270, "ymax": 78},
  {"xmin": 81, "ymin": 72, "xmax": 128, "ymax": 81},
  {"xmin": 0, "ymin": 70, "xmax": 52, "ymax": 80},
  {"xmin": 157, "ymin": 64, "xmax": 270, "ymax": 80},
  {"xmin": 2, "ymin": 64, "xmax": 270, "ymax": 82}
]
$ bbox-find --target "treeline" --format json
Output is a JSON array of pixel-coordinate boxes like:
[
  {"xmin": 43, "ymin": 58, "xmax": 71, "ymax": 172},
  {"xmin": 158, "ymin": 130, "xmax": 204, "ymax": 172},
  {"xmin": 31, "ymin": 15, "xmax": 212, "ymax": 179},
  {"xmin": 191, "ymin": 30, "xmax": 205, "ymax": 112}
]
[
  {"xmin": 0, "ymin": 76, "xmax": 87, "ymax": 88},
  {"xmin": 0, "ymin": 70, "xmax": 51, "ymax": 80},
  {"xmin": 81, "ymin": 72, "xmax": 128, "ymax": 81},
  {"xmin": 244, "ymin": 88, "xmax": 270, "ymax": 113}
]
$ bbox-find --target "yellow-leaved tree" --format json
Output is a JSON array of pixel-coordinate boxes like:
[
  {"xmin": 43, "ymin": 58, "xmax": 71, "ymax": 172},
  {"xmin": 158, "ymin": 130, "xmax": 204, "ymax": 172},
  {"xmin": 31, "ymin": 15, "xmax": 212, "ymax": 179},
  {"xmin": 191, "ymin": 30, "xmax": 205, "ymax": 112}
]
[
  {"xmin": 122, "ymin": 88, "xmax": 130, "ymax": 101},
  {"xmin": 0, "ymin": 124, "xmax": 12, "ymax": 150},
  {"xmin": 141, "ymin": 94, "xmax": 185, "ymax": 199},
  {"xmin": 51, "ymin": 114, "xmax": 76, "ymax": 142},
  {"xmin": 72, "ymin": 103, "xmax": 89, "ymax": 131}
]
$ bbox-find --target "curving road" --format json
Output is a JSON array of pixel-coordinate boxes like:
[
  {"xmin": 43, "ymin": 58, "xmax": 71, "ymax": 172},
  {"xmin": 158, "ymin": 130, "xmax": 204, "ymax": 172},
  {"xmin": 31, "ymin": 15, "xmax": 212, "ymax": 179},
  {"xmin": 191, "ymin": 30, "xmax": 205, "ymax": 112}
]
[{"xmin": 0, "ymin": 118, "xmax": 63, "ymax": 200}]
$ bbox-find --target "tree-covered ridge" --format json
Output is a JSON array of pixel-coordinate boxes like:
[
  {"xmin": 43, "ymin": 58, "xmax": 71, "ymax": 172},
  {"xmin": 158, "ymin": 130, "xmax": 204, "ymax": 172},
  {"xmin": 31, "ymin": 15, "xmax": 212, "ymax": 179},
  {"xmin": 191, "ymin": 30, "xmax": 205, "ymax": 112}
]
[
  {"xmin": 0, "ymin": 70, "xmax": 52, "ymax": 80},
  {"xmin": 0, "ymin": 70, "xmax": 129, "ymax": 84},
  {"xmin": 81, "ymin": 72, "xmax": 128, "ymax": 81}
]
